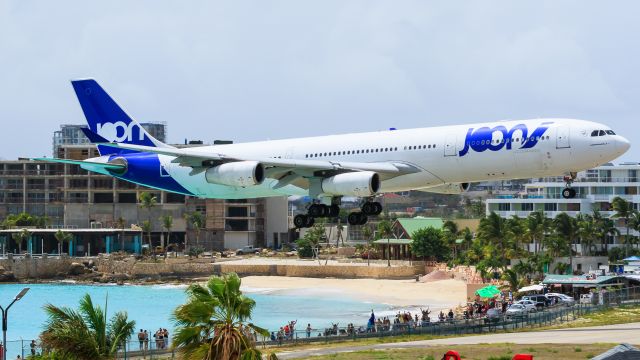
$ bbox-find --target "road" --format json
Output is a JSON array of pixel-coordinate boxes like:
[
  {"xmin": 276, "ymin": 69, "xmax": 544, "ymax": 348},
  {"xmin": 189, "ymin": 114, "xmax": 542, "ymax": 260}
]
[{"xmin": 276, "ymin": 322, "xmax": 640, "ymax": 359}]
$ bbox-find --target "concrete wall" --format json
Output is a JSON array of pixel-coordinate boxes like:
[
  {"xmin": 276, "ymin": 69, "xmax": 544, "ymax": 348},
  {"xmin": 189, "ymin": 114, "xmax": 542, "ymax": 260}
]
[
  {"xmin": 0, "ymin": 255, "xmax": 74, "ymax": 279},
  {"xmin": 264, "ymin": 197, "xmax": 289, "ymax": 248}
]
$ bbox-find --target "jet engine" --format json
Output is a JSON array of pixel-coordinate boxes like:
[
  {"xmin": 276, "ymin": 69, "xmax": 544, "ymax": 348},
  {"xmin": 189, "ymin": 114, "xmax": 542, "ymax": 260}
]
[
  {"xmin": 422, "ymin": 182, "xmax": 470, "ymax": 195},
  {"xmin": 205, "ymin": 161, "xmax": 264, "ymax": 187},
  {"xmin": 322, "ymin": 171, "xmax": 380, "ymax": 197}
]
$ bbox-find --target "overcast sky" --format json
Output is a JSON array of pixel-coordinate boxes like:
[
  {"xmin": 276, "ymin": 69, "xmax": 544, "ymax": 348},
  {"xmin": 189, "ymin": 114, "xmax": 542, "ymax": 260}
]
[{"xmin": 1, "ymin": 1, "xmax": 639, "ymax": 162}]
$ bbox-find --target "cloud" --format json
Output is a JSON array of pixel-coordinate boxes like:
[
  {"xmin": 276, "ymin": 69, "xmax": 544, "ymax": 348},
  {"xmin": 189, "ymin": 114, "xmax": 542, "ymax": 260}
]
[{"xmin": 0, "ymin": 0, "xmax": 638, "ymax": 161}]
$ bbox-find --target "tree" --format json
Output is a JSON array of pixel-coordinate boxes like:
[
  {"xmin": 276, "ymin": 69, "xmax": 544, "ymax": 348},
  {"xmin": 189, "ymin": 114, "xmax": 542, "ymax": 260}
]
[
  {"xmin": 138, "ymin": 192, "xmax": 158, "ymax": 252},
  {"xmin": 553, "ymin": 213, "xmax": 578, "ymax": 274},
  {"xmin": 501, "ymin": 268, "xmax": 524, "ymax": 292},
  {"xmin": 172, "ymin": 273, "xmax": 269, "ymax": 360},
  {"xmin": 11, "ymin": 228, "xmax": 30, "ymax": 254},
  {"xmin": 185, "ymin": 211, "xmax": 204, "ymax": 250},
  {"xmin": 296, "ymin": 221, "xmax": 325, "ymax": 259},
  {"xmin": 442, "ymin": 220, "xmax": 459, "ymax": 259},
  {"xmin": 524, "ymin": 211, "xmax": 547, "ymax": 254},
  {"xmin": 577, "ymin": 214, "xmax": 597, "ymax": 256},
  {"xmin": 410, "ymin": 227, "xmax": 448, "ymax": 262},
  {"xmin": 40, "ymin": 293, "xmax": 135, "ymax": 359},
  {"xmin": 115, "ymin": 216, "xmax": 127, "ymax": 252},
  {"xmin": 362, "ymin": 224, "xmax": 373, "ymax": 266},
  {"xmin": 141, "ymin": 220, "xmax": 152, "ymax": 256},
  {"xmin": 477, "ymin": 212, "xmax": 508, "ymax": 270},
  {"xmin": 611, "ymin": 196, "xmax": 634, "ymax": 257},
  {"xmin": 376, "ymin": 220, "xmax": 394, "ymax": 266},
  {"xmin": 54, "ymin": 230, "xmax": 73, "ymax": 256},
  {"xmin": 161, "ymin": 214, "xmax": 173, "ymax": 252}
]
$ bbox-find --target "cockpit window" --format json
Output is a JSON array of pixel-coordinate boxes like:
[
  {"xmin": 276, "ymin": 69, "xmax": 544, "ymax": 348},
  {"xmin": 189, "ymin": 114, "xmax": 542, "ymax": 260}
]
[
  {"xmin": 606, "ymin": 130, "xmax": 615, "ymax": 135},
  {"xmin": 591, "ymin": 130, "xmax": 599, "ymax": 137}
]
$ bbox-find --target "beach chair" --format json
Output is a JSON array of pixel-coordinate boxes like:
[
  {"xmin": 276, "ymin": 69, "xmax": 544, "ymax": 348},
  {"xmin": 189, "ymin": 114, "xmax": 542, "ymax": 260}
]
[
  {"xmin": 512, "ymin": 354, "xmax": 533, "ymax": 360},
  {"xmin": 441, "ymin": 350, "xmax": 461, "ymax": 360}
]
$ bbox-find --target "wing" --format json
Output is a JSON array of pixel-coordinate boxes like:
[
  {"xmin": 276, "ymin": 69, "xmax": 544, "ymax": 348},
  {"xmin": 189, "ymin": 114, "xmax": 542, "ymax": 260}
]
[{"xmin": 99, "ymin": 143, "xmax": 420, "ymax": 189}]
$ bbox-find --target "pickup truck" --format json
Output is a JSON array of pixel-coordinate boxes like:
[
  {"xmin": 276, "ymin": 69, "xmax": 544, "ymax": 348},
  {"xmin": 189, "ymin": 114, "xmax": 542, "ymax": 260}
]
[{"xmin": 236, "ymin": 245, "xmax": 261, "ymax": 255}]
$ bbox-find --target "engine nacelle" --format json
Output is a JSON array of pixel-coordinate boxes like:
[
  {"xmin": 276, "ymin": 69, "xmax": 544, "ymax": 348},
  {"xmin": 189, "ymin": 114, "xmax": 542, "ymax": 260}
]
[
  {"xmin": 322, "ymin": 171, "xmax": 380, "ymax": 197},
  {"xmin": 205, "ymin": 161, "xmax": 264, "ymax": 187},
  {"xmin": 423, "ymin": 182, "xmax": 470, "ymax": 195}
]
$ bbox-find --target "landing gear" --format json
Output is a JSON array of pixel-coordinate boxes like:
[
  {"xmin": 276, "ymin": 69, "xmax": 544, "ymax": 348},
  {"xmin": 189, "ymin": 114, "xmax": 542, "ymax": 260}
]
[
  {"xmin": 294, "ymin": 201, "xmax": 341, "ymax": 228},
  {"xmin": 361, "ymin": 201, "xmax": 383, "ymax": 216},
  {"xmin": 562, "ymin": 172, "xmax": 578, "ymax": 199}
]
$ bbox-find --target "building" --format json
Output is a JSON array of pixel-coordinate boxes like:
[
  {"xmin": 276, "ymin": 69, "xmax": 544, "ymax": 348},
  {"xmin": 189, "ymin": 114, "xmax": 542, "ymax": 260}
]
[
  {"xmin": 486, "ymin": 163, "xmax": 640, "ymax": 253},
  {"xmin": 0, "ymin": 122, "xmax": 289, "ymax": 254}
]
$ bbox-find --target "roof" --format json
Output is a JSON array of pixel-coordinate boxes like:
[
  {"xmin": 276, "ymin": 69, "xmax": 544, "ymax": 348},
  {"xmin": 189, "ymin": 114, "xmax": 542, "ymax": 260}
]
[
  {"xmin": 624, "ymin": 256, "xmax": 640, "ymax": 261},
  {"xmin": 396, "ymin": 217, "xmax": 444, "ymax": 237},
  {"xmin": 591, "ymin": 343, "xmax": 640, "ymax": 360},
  {"xmin": 542, "ymin": 274, "xmax": 624, "ymax": 286},
  {"xmin": 373, "ymin": 238, "xmax": 412, "ymax": 245},
  {"xmin": 0, "ymin": 228, "xmax": 142, "ymax": 233}
]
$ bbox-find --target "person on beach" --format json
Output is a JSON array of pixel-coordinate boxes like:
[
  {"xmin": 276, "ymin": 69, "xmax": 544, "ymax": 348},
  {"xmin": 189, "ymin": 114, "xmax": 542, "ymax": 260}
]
[
  {"xmin": 367, "ymin": 310, "xmax": 376, "ymax": 332},
  {"xmin": 138, "ymin": 329, "xmax": 145, "ymax": 349},
  {"xmin": 30, "ymin": 340, "xmax": 37, "ymax": 356},
  {"xmin": 143, "ymin": 330, "xmax": 149, "ymax": 351},
  {"xmin": 306, "ymin": 323, "xmax": 311, "ymax": 338}
]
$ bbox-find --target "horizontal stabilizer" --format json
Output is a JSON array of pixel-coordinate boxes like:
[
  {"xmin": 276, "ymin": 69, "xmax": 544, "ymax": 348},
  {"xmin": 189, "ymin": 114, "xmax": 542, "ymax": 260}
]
[{"xmin": 32, "ymin": 157, "xmax": 126, "ymax": 171}]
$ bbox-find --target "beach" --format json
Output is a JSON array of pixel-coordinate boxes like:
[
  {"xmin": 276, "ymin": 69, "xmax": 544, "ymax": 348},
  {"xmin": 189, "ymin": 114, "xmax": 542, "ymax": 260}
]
[{"xmin": 241, "ymin": 276, "xmax": 467, "ymax": 309}]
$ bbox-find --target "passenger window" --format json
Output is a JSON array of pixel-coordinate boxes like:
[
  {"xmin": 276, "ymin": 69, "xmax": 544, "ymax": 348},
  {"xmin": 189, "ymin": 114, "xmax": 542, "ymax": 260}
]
[{"xmin": 432, "ymin": 144, "xmax": 436, "ymax": 148}]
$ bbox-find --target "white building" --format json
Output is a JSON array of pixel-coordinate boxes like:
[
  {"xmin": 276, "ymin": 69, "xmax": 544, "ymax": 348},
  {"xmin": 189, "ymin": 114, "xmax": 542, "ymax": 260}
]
[{"xmin": 486, "ymin": 162, "xmax": 640, "ymax": 253}]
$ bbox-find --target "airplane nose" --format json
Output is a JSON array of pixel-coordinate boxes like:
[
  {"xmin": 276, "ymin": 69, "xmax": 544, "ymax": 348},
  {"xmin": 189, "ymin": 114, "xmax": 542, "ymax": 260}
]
[{"xmin": 617, "ymin": 136, "xmax": 631, "ymax": 153}]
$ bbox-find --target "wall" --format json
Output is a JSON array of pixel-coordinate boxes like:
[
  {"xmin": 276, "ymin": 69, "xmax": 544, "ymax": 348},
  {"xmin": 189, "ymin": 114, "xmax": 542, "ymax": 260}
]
[
  {"xmin": 0, "ymin": 255, "xmax": 74, "ymax": 279},
  {"xmin": 264, "ymin": 197, "xmax": 289, "ymax": 248}
]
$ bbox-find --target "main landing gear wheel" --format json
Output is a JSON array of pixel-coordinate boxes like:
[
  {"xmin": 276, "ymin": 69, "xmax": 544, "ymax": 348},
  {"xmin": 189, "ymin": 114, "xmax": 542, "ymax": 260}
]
[
  {"xmin": 562, "ymin": 188, "xmax": 576, "ymax": 199},
  {"xmin": 361, "ymin": 201, "xmax": 383, "ymax": 216},
  {"xmin": 348, "ymin": 212, "xmax": 368, "ymax": 226},
  {"xmin": 294, "ymin": 214, "xmax": 316, "ymax": 228}
]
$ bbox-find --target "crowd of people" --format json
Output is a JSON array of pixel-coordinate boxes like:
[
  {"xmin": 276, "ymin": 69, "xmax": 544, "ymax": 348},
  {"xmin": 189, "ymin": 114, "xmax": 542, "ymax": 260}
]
[{"xmin": 137, "ymin": 328, "xmax": 170, "ymax": 351}]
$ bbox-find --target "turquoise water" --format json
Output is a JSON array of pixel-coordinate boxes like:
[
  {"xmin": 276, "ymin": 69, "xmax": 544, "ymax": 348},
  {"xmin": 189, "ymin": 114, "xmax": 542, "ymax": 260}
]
[{"xmin": 0, "ymin": 282, "xmax": 390, "ymax": 343}]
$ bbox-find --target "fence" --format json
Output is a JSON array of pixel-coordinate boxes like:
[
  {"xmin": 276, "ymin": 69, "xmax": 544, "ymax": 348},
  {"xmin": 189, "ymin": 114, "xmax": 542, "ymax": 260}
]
[{"xmin": 261, "ymin": 286, "xmax": 640, "ymax": 347}]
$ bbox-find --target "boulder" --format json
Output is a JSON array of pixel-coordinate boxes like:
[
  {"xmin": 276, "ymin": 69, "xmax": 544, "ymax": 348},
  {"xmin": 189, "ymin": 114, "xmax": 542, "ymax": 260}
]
[{"xmin": 69, "ymin": 262, "xmax": 87, "ymax": 275}]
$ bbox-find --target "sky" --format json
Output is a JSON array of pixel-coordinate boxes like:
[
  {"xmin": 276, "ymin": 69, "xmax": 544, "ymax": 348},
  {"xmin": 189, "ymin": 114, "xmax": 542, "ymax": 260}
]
[{"xmin": 1, "ymin": 1, "xmax": 639, "ymax": 161}]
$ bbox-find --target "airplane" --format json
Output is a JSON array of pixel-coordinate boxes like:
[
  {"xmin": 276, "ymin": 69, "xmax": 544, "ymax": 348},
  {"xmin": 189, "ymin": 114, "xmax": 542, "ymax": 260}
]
[{"xmin": 32, "ymin": 79, "xmax": 630, "ymax": 228}]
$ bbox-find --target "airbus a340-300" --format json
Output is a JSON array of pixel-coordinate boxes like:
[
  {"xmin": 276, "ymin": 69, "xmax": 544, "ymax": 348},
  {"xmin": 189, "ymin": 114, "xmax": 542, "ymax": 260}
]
[{"xmin": 33, "ymin": 79, "xmax": 630, "ymax": 228}]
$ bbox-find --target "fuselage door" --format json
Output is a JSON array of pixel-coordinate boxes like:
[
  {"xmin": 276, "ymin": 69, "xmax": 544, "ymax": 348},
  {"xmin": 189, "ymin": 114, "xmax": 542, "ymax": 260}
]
[
  {"xmin": 444, "ymin": 134, "xmax": 457, "ymax": 157},
  {"xmin": 556, "ymin": 125, "xmax": 570, "ymax": 149}
]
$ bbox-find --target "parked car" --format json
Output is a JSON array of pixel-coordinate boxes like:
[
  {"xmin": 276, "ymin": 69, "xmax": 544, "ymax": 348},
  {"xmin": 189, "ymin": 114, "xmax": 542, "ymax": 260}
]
[
  {"xmin": 580, "ymin": 293, "xmax": 594, "ymax": 304},
  {"xmin": 545, "ymin": 293, "xmax": 576, "ymax": 307},
  {"xmin": 236, "ymin": 245, "xmax": 261, "ymax": 255},
  {"xmin": 512, "ymin": 300, "xmax": 537, "ymax": 312},
  {"xmin": 521, "ymin": 295, "xmax": 550, "ymax": 309},
  {"xmin": 484, "ymin": 307, "xmax": 502, "ymax": 323},
  {"xmin": 506, "ymin": 304, "xmax": 529, "ymax": 318}
]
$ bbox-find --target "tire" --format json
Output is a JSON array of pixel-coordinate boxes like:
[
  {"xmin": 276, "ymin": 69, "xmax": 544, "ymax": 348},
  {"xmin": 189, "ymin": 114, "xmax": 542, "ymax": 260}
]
[
  {"xmin": 362, "ymin": 202, "xmax": 375, "ymax": 215},
  {"xmin": 562, "ymin": 188, "xmax": 575, "ymax": 199},
  {"xmin": 305, "ymin": 216, "xmax": 315, "ymax": 227},
  {"xmin": 308, "ymin": 204, "xmax": 323, "ymax": 217},
  {"xmin": 348, "ymin": 212, "xmax": 362, "ymax": 226},
  {"xmin": 320, "ymin": 204, "xmax": 330, "ymax": 217},
  {"xmin": 329, "ymin": 204, "xmax": 340, "ymax": 217},
  {"xmin": 294, "ymin": 215, "xmax": 308, "ymax": 228},
  {"xmin": 373, "ymin": 202, "xmax": 383, "ymax": 215},
  {"xmin": 358, "ymin": 214, "xmax": 368, "ymax": 225}
]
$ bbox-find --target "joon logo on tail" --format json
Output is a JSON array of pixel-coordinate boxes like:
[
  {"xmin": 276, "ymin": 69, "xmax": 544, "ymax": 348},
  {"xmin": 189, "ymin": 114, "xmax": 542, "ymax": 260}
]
[
  {"xmin": 458, "ymin": 122, "xmax": 553, "ymax": 157},
  {"xmin": 96, "ymin": 121, "xmax": 148, "ymax": 143}
]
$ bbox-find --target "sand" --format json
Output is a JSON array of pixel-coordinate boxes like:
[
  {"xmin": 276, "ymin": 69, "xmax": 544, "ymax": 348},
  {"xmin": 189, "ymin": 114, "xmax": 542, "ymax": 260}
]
[{"xmin": 240, "ymin": 276, "xmax": 467, "ymax": 310}]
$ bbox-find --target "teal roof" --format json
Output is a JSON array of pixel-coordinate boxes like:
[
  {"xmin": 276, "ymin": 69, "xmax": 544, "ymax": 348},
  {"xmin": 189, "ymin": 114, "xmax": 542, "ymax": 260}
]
[
  {"xmin": 542, "ymin": 274, "xmax": 623, "ymax": 285},
  {"xmin": 373, "ymin": 238, "xmax": 412, "ymax": 245},
  {"xmin": 396, "ymin": 217, "xmax": 444, "ymax": 237}
]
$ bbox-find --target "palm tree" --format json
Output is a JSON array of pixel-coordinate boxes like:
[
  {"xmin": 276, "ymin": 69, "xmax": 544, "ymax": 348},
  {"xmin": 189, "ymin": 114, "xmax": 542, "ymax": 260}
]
[
  {"xmin": 376, "ymin": 220, "xmax": 394, "ymax": 267},
  {"xmin": 611, "ymin": 196, "xmax": 634, "ymax": 257},
  {"xmin": 442, "ymin": 220, "xmax": 459, "ymax": 259},
  {"xmin": 577, "ymin": 214, "xmax": 597, "ymax": 256},
  {"xmin": 553, "ymin": 213, "xmax": 578, "ymax": 273},
  {"xmin": 501, "ymin": 268, "xmax": 524, "ymax": 292},
  {"xmin": 141, "ymin": 220, "xmax": 152, "ymax": 256},
  {"xmin": 186, "ymin": 211, "xmax": 204, "ymax": 250},
  {"xmin": 161, "ymin": 214, "xmax": 174, "ymax": 251},
  {"xmin": 54, "ymin": 229, "xmax": 73, "ymax": 256},
  {"xmin": 629, "ymin": 211, "xmax": 640, "ymax": 250},
  {"xmin": 525, "ymin": 211, "xmax": 546, "ymax": 254},
  {"xmin": 40, "ymin": 293, "xmax": 135, "ymax": 359},
  {"xmin": 362, "ymin": 224, "xmax": 373, "ymax": 266},
  {"xmin": 139, "ymin": 192, "xmax": 158, "ymax": 251},
  {"xmin": 115, "ymin": 216, "xmax": 127, "ymax": 252},
  {"xmin": 172, "ymin": 273, "xmax": 268, "ymax": 360},
  {"xmin": 477, "ymin": 212, "xmax": 508, "ymax": 269},
  {"xmin": 11, "ymin": 228, "xmax": 30, "ymax": 254}
]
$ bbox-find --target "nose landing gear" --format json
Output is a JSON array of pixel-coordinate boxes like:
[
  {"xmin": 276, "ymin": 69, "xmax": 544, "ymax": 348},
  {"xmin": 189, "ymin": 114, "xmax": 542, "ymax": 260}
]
[{"xmin": 562, "ymin": 172, "xmax": 577, "ymax": 199}]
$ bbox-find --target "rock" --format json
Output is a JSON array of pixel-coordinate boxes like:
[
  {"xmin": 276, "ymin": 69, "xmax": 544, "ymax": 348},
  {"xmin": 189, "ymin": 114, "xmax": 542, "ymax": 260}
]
[
  {"xmin": 0, "ymin": 271, "xmax": 16, "ymax": 282},
  {"xmin": 69, "ymin": 262, "xmax": 86, "ymax": 275}
]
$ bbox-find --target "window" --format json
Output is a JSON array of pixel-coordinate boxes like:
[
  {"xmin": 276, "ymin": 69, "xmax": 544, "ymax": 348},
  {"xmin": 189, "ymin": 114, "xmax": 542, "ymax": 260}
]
[
  {"xmin": 497, "ymin": 203, "xmax": 510, "ymax": 211},
  {"xmin": 591, "ymin": 130, "xmax": 599, "ymax": 137},
  {"xmin": 521, "ymin": 203, "xmax": 533, "ymax": 211},
  {"xmin": 599, "ymin": 130, "xmax": 605, "ymax": 136},
  {"xmin": 606, "ymin": 130, "xmax": 615, "ymax": 135},
  {"xmin": 544, "ymin": 203, "xmax": 557, "ymax": 211},
  {"xmin": 432, "ymin": 144, "xmax": 436, "ymax": 148}
]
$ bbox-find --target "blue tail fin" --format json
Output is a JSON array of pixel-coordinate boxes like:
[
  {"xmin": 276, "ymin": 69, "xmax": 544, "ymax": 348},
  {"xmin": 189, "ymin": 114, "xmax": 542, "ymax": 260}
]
[{"xmin": 71, "ymin": 79, "xmax": 169, "ymax": 148}]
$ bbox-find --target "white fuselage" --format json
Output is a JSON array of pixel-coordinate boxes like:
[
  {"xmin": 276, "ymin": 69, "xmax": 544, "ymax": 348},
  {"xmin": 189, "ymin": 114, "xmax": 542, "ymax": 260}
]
[{"xmin": 153, "ymin": 118, "xmax": 629, "ymax": 199}]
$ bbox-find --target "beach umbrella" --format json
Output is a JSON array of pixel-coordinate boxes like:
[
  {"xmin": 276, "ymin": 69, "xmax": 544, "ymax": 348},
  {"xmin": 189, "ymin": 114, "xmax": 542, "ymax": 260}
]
[
  {"xmin": 518, "ymin": 284, "xmax": 544, "ymax": 293},
  {"xmin": 475, "ymin": 285, "xmax": 500, "ymax": 298}
]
